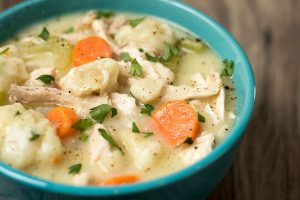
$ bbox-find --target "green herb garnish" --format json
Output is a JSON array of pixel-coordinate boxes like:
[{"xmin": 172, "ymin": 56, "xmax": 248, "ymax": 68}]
[
  {"xmin": 129, "ymin": 17, "xmax": 146, "ymax": 28},
  {"xmin": 138, "ymin": 48, "xmax": 144, "ymax": 52},
  {"xmin": 221, "ymin": 59, "xmax": 234, "ymax": 77},
  {"xmin": 15, "ymin": 111, "xmax": 21, "ymax": 116},
  {"xmin": 183, "ymin": 137, "xmax": 194, "ymax": 145},
  {"xmin": 120, "ymin": 52, "xmax": 132, "ymax": 62},
  {"xmin": 36, "ymin": 74, "xmax": 55, "ymax": 84},
  {"xmin": 38, "ymin": 27, "xmax": 50, "ymax": 41},
  {"xmin": 29, "ymin": 131, "xmax": 40, "ymax": 141},
  {"xmin": 143, "ymin": 132, "xmax": 154, "ymax": 138},
  {"xmin": 197, "ymin": 112, "xmax": 205, "ymax": 123},
  {"xmin": 161, "ymin": 42, "xmax": 179, "ymax": 61},
  {"xmin": 96, "ymin": 10, "xmax": 114, "ymax": 19},
  {"xmin": 72, "ymin": 118, "xmax": 93, "ymax": 133},
  {"xmin": 130, "ymin": 59, "xmax": 142, "ymax": 77},
  {"xmin": 132, "ymin": 122, "xmax": 140, "ymax": 133},
  {"xmin": 90, "ymin": 104, "xmax": 117, "ymax": 124},
  {"xmin": 145, "ymin": 53, "xmax": 160, "ymax": 62},
  {"xmin": 0, "ymin": 47, "xmax": 9, "ymax": 55},
  {"xmin": 98, "ymin": 128, "xmax": 124, "ymax": 155},
  {"xmin": 64, "ymin": 27, "xmax": 74, "ymax": 34},
  {"xmin": 68, "ymin": 163, "xmax": 82, "ymax": 175},
  {"xmin": 140, "ymin": 104, "xmax": 154, "ymax": 116}
]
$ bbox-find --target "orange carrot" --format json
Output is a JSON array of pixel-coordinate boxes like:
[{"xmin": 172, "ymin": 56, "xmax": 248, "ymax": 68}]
[
  {"xmin": 153, "ymin": 100, "xmax": 200, "ymax": 146},
  {"xmin": 100, "ymin": 175, "xmax": 139, "ymax": 186},
  {"xmin": 47, "ymin": 107, "xmax": 78, "ymax": 138},
  {"xmin": 72, "ymin": 36, "xmax": 112, "ymax": 66}
]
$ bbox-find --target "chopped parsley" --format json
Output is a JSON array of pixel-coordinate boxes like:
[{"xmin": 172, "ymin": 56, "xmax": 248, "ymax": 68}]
[
  {"xmin": 15, "ymin": 111, "xmax": 21, "ymax": 116},
  {"xmin": 140, "ymin": 104, "xmax": 154, "ymax": 116},
  {"xmin": 183, "ymin": 137, "xmax": 194, "ymax": 145},
  {"xmin": 120, "ymin": 52, "xmax": 132, "ymax": 62},
  {"xmin": 143, "ymin": 132, "xmax": 154, "ymax": 138},
  {"xmin": 138, "ymin": 48, "xmax": 144, "ymax": 52},
  {"xmin": 132, "ymin": 122, "xmax": 154, "ymax": 138},
  {"xmin": 98, "ymin": 128, "xmax": 124, "ymax": 155},
  {"xmin": 145, "ymin": 53, "xmax": 160, "ymax": 62},
  {"xmin": 68, "ymin": 163, "xmax": 82, "ymax": 175},
  {"xmin": 64, "ymin": 27, "xmax": 74, "ymax": 34},
  {"xmin": 130, "ymin": 59, "xmax": 142, "ymax": 77},
  {"xmin": 0, "ymin": 47, "xmax": 9, "ymax": 55},
  {"xmin": 72, "ymin": 118, "xmax": 93, "ymax": 133},
  {"xmin": 129, "ymin": 17, "xmax": 146, "ymax": 28},
  {"xmin": 36, "ymin": 74, "xmax": 54, "ymax": 84},
  {"xmin": 29, "ymin": 131, "xmax": 40, "ymax": 141},
  {"xmin": 197, "ymin": 112, "xmax": 206, "ymax": 123},
  {"xmin": 132, "ymin": 122, "xmax": 140, "ymax": 133},
  {"xmin": 90, "ymin": 104, "xmax": 117, "ymax": 124},
  {"xmin": 96, "ymin": 10, "xmax": 114, "ymax": 19},
  {"xmin": 221, "ymin": 59, "xmax": 234, "ymax": 77},
  {"xmin": 38, "ymin": 27, "xmax": 50, "ymax": 41},
  {"xmin": 161, "ymin": 42, "xmax": 179, "ymax": 61}
]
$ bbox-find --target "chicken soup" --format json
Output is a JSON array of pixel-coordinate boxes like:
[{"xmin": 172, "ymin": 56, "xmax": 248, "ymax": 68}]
[{"xmin": 0, "ymin": 11, "xmax": 236, "ymax": 186}]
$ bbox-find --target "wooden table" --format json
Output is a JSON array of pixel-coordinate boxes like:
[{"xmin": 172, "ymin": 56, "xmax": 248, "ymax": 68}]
[{"xmin": 1, "ymin": 0, "xmax": 299, "ymax": 199}]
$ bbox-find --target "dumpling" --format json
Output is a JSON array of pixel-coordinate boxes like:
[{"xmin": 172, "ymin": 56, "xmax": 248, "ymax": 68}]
[
  {"xmin": 115, "ymin": 17, "xmax": 175, "ymax": 54},
  {"xmin": 0, "ymin": 103, "xmax": 63, "ymax": 169},
  {"xmin": 59, "ymin": 58, "xmax": 119, "ymax": 96}
]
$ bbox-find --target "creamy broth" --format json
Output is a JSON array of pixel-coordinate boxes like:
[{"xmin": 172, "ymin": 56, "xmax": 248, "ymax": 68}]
[{"xmin": 0, "ymin": 11, "xmax": 236, "ymax": 185}]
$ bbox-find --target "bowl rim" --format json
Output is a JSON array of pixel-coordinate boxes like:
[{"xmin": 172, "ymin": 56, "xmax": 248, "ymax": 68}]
[{"xmin": 0, "ymin": 0, "xmax": 256, "ymax": 196}]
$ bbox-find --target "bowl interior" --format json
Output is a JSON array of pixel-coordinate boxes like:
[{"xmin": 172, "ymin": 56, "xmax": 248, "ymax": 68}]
[{"xmin": 0, "ymin": 0, "xmax": 255, "ymax": 196}]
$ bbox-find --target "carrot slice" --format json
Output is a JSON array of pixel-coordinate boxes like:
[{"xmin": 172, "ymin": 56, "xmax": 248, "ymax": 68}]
[
  {"xmin": 153, "ymin": 100, "xmax": 200, "ymax": 146},
  {"xmin": 72, "ymin": 36, "xmax": 112, "ymax": 66},
  {"xmin": 47, "ymin": 107, "xmax": 78, "ymax": 138},
  {"xmin": 100, "ymin": 175, "xmax": 139, "ymax": 186}
]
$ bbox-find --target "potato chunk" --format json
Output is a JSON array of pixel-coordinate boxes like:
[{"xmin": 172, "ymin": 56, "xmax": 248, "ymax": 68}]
[{"xmin": 59, "ymin": 58, "xmax": 119, "ymax": 96}]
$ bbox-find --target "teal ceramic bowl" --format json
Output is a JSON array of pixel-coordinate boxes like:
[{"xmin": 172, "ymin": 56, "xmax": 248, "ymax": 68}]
[{"xmin": 0, "ymin": 0, "xmax": 255, "ymax": 199}]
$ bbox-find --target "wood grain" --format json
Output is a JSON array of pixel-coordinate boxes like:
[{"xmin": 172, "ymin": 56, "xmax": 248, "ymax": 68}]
[{"xmin": 1, "ymin": 0, "xmax": 300, "ymax": 199}]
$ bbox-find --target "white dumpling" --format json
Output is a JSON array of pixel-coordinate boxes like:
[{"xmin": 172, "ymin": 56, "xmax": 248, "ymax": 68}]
[
  {"xmin": 115, "ymin": 17, "xmax": 175, "ymax": 53},
  {"xmin": 129, "ymin": 78, "xmax": 164, "ymax": 103},
  {"xmin": 0, "ymin": 103, "xmax": 63, "ymax": 169},
  {"xmin": 118, "ymin": 130, "xmax": 163, "ymax": 170},
  {"xmin": 59, "ymin": 58, "xmax": 119, "ymax": 96}
]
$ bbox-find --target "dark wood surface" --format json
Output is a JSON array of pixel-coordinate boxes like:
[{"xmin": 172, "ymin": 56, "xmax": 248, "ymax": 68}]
[{"xmin": 1, "ymin": 0, "xmax": 299, "ymax": 199}]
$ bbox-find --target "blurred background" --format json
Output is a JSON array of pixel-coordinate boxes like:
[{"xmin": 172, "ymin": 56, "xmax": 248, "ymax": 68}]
[{"xmin": 0, "ymin": 0, "xmax": 299, "ymax": 199}]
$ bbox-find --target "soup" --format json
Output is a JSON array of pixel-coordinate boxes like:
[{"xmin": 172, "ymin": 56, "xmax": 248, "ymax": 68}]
[{"xmin": 0, "ymin": 11, "xmax": 236, "ymax": 186}]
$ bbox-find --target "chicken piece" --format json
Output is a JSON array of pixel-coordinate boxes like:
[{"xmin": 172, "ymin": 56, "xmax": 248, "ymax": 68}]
[
  {"xmin": 0, "ymin": 103, "xmax": 63, "ymax": 169},
  {"xmin": 204, "ymin": 103, "xmax": 220, "ymax": 125},
  {"xmin": 108, "ymin": 15, "xmax": 128, "ymax": 34},
  {"xmin": 129, "ymin": 78, "xmax": 164, "ymax": 103},
  {"xmin": 216, "ymin": 87, "xmax": 225, "ymax": 120},
  {"xmin": 75, "ymin": 11, "xmax": 97, "ymax": 32},
  {"xmin": 60, "ymin": 32, "xmax": 89, "ymax": 46},
  {"xmin": 92, "ymin": 20, "xmax": 121, "ymax": 54},
  {"xmin": 161, "ymin": 73, "xmax": 222, "ymax": 102},
  {"xmin": 115, "ymin": 17, "xmax": 175, "ymax": 54},
  {"xmin": 59, "ymin": 59, "xmax": 119, "ymax": 97},
  {"xmin": 178, "ymin": 132, "xmax": 215, "ymax": 166},
  {"xmin": 88, "ymin": 124, "xmax": 126, "ymax": 173},
  {"xmin": 9, "ymin": 84, "xmax": 109, "ymax": 118},
  {"xmin": 118, "ymin": 130, "xmax": 163, "ymax": 170},
  {"xmin": 25, "ymin": 67, "xmax": 54, "ymax": 87}
]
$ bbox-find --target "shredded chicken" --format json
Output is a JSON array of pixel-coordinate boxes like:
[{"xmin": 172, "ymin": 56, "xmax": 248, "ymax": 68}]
[
  {"xmin": 9, "ymin": 84, "xmax": 109, "ymax": 117},
  {"xmin": 161, "ymin": 73, "xmax": 222, "ymax": 102}
]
